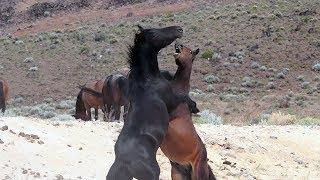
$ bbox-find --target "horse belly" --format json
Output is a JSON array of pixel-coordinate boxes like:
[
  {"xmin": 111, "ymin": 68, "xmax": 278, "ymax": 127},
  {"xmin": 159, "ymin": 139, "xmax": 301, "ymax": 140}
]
[{"xmin": 160, "ymin": 116, "xmax": 199, "ymax": 165}]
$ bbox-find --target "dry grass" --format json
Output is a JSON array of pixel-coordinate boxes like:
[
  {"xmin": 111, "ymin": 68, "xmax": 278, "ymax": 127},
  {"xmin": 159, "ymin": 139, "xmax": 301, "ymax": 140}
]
[{"xmin": 266, "ymin": 112, "xmax": 297, "ymax": 125}]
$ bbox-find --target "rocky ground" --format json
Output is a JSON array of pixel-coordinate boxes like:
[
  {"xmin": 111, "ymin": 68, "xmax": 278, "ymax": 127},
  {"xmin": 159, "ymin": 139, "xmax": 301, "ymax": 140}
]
[{"xmin": 1, "ymin": 117, "xmax": 320, "ymax": 179}]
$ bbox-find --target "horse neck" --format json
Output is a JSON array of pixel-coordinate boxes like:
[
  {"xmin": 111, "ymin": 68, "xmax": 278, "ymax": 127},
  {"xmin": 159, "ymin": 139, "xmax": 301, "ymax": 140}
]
[
  {"xmin": 130, "ymin": 43, "xmax": 160, "ymax": 80},
  {"xmin": 173, "ymin": 64, "xmax": 192, "ymax": 93}
]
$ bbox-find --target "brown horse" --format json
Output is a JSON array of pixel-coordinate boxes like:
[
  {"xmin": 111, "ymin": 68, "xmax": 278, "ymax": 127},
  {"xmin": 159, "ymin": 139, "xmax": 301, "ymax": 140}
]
[
  {"xmin": 160, "ymin": 44, "xmax": 216, "ymax": 180},
  {"xmin": 74, "ymin": 79, "xmax": 105, "ymax": 121},
  {"xmin": 102, "ymin": 74, "xmax": 129, "ymax": 121},
  {"xmin": 0, "ymin": 78, "xmax": 9, "ymax": 113}
]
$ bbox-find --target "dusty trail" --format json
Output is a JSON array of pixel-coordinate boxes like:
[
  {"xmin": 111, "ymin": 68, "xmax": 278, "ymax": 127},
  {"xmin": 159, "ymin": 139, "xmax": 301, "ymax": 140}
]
[{"xmin": 0, "ymin": 117, "xmax": 319, "ymax": 179}]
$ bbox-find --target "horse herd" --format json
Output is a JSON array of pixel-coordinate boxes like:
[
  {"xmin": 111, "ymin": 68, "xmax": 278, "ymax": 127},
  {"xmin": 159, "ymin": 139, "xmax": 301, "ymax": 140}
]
[{"xmin": 0, "ymin": 25, "xmax": 216, "ymax": 180}]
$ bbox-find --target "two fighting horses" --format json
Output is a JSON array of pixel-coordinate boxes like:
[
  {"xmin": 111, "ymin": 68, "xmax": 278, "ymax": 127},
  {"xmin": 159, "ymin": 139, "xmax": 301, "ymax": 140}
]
[{"xmin": 107, "ymin": 26, "xmax": 215, "ymax": 180}]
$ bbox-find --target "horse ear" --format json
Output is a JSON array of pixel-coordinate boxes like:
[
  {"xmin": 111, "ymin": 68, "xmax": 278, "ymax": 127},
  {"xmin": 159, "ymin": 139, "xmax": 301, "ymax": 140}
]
[
  {"xmin": 137, "ymin": 25, "xmax": 144, "ymax": 32},
  {"xmin": 193, "ymin": 48, "xmax": 200, "ymax": 56}
]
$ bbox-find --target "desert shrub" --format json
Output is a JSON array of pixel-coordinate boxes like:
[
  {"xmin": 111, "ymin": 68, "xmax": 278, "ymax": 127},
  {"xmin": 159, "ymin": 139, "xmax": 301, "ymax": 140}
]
[
  {"xmin": 297, "ymin": 117, "xmax": 320, "ymax": 126},
  {"xmin": 194, "ymin": 110, "xmax": 223, "ymax": 124},
  {"xmin": 56, "ymin": 100, "xmax": 75, "ymax": 109},
  {"xmin": 0, "ymin": 6, "xmax": 14, "ymax": 23},
  {"xmin": 203, "ymin": 75, "xmax": 220, "ymax": 84},
  {"xmin": 265, "ymin": 112, "xmax": 297, "ymax": 125},
  {"xmin": 79, "ymin": 45, "xmax": 90, "ymax": 54},
  {"xmin": 201, "ymin": 50, "xmax": 213, "ymax": 59},
  {"xmin": 219, "ymin": 93, "xmax": 246, "ymax": 102},
  {"xmin": 28, "ymin": 2, "xmax": 56, "ymax": 18}
]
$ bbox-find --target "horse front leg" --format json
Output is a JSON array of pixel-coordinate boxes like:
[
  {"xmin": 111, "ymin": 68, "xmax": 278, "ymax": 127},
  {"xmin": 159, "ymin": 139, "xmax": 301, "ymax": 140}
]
[
  {"xmin": 86, "ymin": 108, "xmax": 92, "ymax": 121},
  {"xmin": 94, "ymin": 108, "xmax": 98, "ymax": 120}
]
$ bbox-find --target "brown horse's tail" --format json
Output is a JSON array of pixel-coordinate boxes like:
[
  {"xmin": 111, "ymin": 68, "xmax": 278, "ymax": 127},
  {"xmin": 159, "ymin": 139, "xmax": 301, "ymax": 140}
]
[
  {"xmin": 208, "ymin": 165, "xmax": 216, "ymax": 180},
  {"xmin": 74, "ymin": 90, "xmax": 86, "ymax": 119},
  {"xmin": 0, "ymin": 81, "xmax": 6, "ymax": 113}
]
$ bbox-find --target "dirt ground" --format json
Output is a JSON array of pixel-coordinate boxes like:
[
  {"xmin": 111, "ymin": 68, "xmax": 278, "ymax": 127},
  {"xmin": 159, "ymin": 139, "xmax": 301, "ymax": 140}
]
[{"xmin": 1, "ymin": 117, "xmax": 319, "ymax": 179}]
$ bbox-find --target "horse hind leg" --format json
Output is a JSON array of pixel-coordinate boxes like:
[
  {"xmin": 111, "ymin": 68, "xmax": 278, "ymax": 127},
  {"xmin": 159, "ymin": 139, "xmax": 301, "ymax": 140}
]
[
  {"xmin": 107, "ymin": 160, "xmax": 132, "ymax": 180},
  {"xmin": 170, "ymin": 161, "xmax": 192, "ymax": 180},
  {"xmin": 191, "ymin": 149, "xmax": 216, "ymax": 180}
]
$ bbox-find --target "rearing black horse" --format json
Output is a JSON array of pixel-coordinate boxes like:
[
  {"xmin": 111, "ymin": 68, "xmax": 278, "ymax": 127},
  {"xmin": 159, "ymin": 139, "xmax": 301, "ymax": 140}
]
[{"xmin": 107, "ymin": 26, "xmax": 197, "ymax": 180}]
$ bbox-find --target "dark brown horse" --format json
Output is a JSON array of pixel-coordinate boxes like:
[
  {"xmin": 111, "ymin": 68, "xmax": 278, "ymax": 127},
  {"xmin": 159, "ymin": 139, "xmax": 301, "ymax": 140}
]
[
  {"xmin": 107, "ymin": 26, "xmax": 198, "ymax": 180},
  {"xmin": 74, "ymin": 79, "xmax": 105, "ymax": 121},
  {"xmin": 160, "ymin": 44, "xmax": 216, "ymax": 180},
  {"xmin": 102, "ymin": 74, "xmax": 129, "ymax": 121},
  {"xmin": 0, "ymin": 78, "xmax": 9, "ymax": 113}
]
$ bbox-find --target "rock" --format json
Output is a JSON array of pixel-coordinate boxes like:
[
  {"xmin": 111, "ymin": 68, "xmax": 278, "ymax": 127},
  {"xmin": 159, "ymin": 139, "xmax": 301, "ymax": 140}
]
[
  {"xmin": 268, "ymin": 68, "xmax": 277, "ymax": 72},
  {"xmin": 212, "ymin": 52, "xmax": 222, "ymax": 60},
  {"xmin": 206, "ymin": 85, "xmax": 215, "ymax": 92},
  {"xmin": 203, "ymin": 75, "xmax": 220, "ymax": 84},
  {"xmin": 31, "ymin": 134, "xmax": 40, "ymax": 139},
  {"xmin": 23, "ymin": 57, "xmax": 34, "ymax": 63},
  {"xmin": 13, "ymin": 96, "xmax": 24, "ymax": 104},
  {"xmin": 55, "ymin": 174, "xmax": 64, "ymax": 180},
  {"xmin": 276, "ymin": 72, "xmax": 285, "ymax": 79},
  {"xmin": 0, "ymin": 138, "xmax": 4, "ymax": 144},
  {"xmin": 14, "ymin": 40, "xmax": 24, "ymax": 44},
  {"xmin": 281, "ymin": 68, "xmax": 290, "ymax": 75},
  {"xmin": 248, "ymin": 44, "xmax": 259, "ymax": 51},
  {"xmin": 270, "ymin": 136, "xmax": 278, "ymax": 139},
  {"xmin": 296, "ymin": 75, "xmax": 305, "ymax": 82},
  {"xmin": 1, "ymin": 125, "xmax": 8, "ymax": 131},
  {"xmin": 301, "ymin": 81, "xmax": 310, "ymax": 89},
  {"xmin": 267, "ymin": 82, "xmax": 276, "ymax": 89},
  {"xmin": 313, "ymin": 63, "xmax": 320, "ymax": 72},
  {"xmin": 259, "ymin": 65, "xmax": 267, "ymax": 71},
  {"xmin": 29, "ymin": 66, "xmax": 38, "ymax": 72},
  {"xmin": 22, "ymin": 169, "xmax": 28, "ymax": 174},
  {"xmin": 250, "ymin": 62, "xmax": 260, "ymax": 69},
  {"xmin": 43, "ymin": 11, "xmax": 50, "ymax": 17},
  {"xmin": 314, "ymin": 76, "xmax": 320, "ymax": 81}
]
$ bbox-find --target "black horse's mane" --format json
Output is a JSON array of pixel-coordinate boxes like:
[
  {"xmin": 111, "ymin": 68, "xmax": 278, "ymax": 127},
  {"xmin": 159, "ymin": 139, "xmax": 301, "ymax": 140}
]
[{"xmin": 127, "ymin": 30, "xmax": 160, "ymax": 84}]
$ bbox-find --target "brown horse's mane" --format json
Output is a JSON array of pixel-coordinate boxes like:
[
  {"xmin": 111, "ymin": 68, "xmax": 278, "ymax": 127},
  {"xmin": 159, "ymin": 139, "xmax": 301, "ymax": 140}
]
[{"xmin": 78, "ymin": 85, "xmax": 102, "ymax": 97}]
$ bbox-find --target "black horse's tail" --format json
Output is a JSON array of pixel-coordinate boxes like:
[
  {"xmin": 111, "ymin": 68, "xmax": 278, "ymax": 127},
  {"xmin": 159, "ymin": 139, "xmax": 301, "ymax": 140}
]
[
  {"xmin": 74, "ymin": 90, "xmax": 86, "ymax": 119},
  {"xmin": 117, "ymin": 76, "xmax": 129, "ymax": 98},
  {"xmin": 0, "ymin": 81, "xmax": 6, "ymax": 113}
]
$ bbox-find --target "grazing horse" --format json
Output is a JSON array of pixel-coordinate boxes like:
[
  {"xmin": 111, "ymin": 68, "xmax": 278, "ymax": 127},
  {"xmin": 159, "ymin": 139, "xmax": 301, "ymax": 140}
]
[
  {"xmin": 102, "ymin": 74, "xmax": 129, "ymax": 121},
  {"xmin": 0, "ymin": 78, "xmax": 9, "ymax": 113},
  {"xmin": 160, "ymin": 44, "xmax": 216, "ymax": 180},
  {"xmin": 74, "ymin": 79, "xmax": 105, "ymax": 121},
  {"xmin": 107, "ymin": 25, "xmax": 198, "ymax": 180}
]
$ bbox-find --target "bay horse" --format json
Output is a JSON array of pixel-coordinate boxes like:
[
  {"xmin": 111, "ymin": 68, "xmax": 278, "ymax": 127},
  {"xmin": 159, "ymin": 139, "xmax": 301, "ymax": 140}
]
[
  {"xmin": 160, "ymin": 44, "xmax": 216, "ymax": 180},
  {"xmin": 74, "ymin": 79, "xmax": 105, "ymax": 121},
  {"xmin": 107, "ymin": 25, "xmax": 198, "ymax": 180},
  {"xmin": 0, "ymin": 78, "xmax": 9, "ymax": 113},
  {"xmin": 102, "ymin": 74, "xmax": 129, "ymax": 121}
]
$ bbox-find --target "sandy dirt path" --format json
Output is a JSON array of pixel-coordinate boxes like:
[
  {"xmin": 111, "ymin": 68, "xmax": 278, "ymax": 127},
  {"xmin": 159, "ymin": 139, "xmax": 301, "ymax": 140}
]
[{"xmin": 0, "ymin": 117, "xmax": 320, "ymax": 179}]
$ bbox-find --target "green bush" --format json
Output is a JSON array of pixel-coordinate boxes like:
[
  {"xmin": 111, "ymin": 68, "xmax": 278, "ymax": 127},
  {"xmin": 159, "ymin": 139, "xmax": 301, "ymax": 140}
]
[{"xmin": 201, "ymin": 50, "xmax": 213, "ymax": 59}]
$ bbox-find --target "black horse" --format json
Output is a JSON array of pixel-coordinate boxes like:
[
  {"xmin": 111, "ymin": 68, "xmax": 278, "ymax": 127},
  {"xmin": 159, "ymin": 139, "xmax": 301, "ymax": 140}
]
[{"xmin": 106, "ymin": 26, "xmax": 198, "ymax": 180}]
